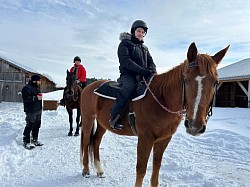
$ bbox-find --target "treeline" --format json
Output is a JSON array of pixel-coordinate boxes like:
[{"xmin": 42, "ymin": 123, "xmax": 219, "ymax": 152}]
[{"xmin": 56, "ymin": 77, "xmax": 109, "ymax": 90}]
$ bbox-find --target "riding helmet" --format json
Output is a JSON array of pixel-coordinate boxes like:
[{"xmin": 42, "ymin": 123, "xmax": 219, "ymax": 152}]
[
  {"xmin": 130, "ymin": 20, "xmax": 148, "ymax": 35},
  {"xmin": 73, "ymin": 56, "xmax": 81, "ymax": 63}
]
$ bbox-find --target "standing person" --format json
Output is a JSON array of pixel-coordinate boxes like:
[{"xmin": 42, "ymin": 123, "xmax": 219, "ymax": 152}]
[
  {"xmin": 59, "ymin": 56, "xmax": 87, "ymax": 106},
  {"xmin": 109, "ymin": 20, "xmax": 157, "ymax": 130},
  {"xmin": 22, "ymin": 74, "xmax": 43, "ymax": 149}
]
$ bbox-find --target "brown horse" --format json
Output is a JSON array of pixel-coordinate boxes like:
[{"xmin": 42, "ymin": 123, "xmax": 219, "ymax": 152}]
[
  {"xmin": 64, "ymin": 70, "xmax": 81, "ymax": 136},
  {"xmin": 80, "ymin": 42, "xmax": 229, "ymax": 186}
]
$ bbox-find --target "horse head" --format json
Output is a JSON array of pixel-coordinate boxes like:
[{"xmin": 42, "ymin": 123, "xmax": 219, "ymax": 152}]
[
  {"xmin": 183, "ymin": 42, "xmax": 229, "ymax": 136},
  {"xmin": 66, "ymin": 69, "xmax": 78, "ymax": 96}
]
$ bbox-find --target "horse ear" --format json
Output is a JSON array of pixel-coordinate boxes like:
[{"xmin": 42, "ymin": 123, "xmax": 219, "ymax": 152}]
[
  {"xmin": 187, "ymin": 42, "xmax": 198, "ymax": 62},
  {"xmin": 212, "ymin": 45, "xmax": 230, "ymax": 64},
  {"xmin": 67, "ymin": 69, "xmax": 69, "ymax": 74}
]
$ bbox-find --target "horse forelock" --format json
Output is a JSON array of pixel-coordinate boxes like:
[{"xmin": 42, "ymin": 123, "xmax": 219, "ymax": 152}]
[{"xmin": 197, "ymin": 54, "xmax": 218, "ymax": 76}]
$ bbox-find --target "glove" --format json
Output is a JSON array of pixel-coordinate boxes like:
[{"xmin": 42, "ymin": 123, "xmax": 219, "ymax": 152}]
[
  {"xmin": 141, "ymin": 69, "xmax": 152, "ymax": 78},
  {"xmin": 76, "ymin": 79, "xmax": 80, "ymax": 83}
]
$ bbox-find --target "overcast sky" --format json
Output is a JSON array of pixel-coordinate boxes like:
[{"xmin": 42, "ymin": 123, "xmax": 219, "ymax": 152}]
[{"xmin": 0, "ymin": 0, "xmax": 250, "ymax": 87}]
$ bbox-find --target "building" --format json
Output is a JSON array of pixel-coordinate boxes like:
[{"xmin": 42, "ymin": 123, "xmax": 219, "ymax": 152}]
[
  {"xmin": 216, "ymin": 58, "xmax": 250, "ymax": 108},
  {"xmin": 0, "ymin": 56, "xmax": 56, "ymax": 102}
]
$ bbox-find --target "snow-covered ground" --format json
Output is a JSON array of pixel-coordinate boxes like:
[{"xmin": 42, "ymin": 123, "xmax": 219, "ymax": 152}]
[{"xmin": 0, "ymin": 90, "xmax": 249, "ymax": 187}]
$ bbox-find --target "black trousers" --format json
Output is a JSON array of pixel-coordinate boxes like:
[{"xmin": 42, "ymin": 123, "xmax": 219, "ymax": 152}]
[
  {"xmin": 110, "ymin": 74, "xmax": 137, "ymax": 118},
  {"xmin": 23, "ymin": 111, "xmax": 42, "ymax": 143}
]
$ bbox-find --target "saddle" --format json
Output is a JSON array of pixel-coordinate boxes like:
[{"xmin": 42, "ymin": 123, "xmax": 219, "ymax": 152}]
[{"xmin": 94, "ymin": 76, "xmax": 154, "ymax": 135}]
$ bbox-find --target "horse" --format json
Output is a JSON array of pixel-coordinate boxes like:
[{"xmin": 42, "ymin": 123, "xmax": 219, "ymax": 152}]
[
  {"xmin": 79, "ymin": 42, "xmax": 229, "ymax": 187},
  {"xmin": 64, "ymin": 70, "xmax": 81, "ymax": 136}
]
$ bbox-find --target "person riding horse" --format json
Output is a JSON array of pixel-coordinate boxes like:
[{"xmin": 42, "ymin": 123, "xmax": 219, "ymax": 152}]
[
  {"xmin": 59, "ymin": 56, "xmax": 87, "ymax": 106},
  {"xmin": 109, "ymin": 20, "xmax": 157, "ymax": 130}
]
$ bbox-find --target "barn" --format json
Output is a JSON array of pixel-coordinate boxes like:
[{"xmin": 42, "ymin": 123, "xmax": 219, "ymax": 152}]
[
  {"xmin": 0, "ymin": 56, "xmax": 56, "ymax": 102},
  {"xmin": 216, "ymin": 58, "xmax": 250, "ymax": 108}
]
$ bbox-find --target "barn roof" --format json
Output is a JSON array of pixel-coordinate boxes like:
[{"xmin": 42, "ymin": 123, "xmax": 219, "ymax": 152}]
[
  {"xmin": 0, "ymin": 54, "xmax": 55, "ymax": 84},
  {"xmin": 218, "ymin": 58, "xmax": 250, "ymax": 81}
]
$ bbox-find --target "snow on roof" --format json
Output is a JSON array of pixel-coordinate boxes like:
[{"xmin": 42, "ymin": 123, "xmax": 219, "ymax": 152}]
[
  {"xmin": 218, "ymin": 58, "xmax": 250, "ymax": 81},
  {"xmin": 0, "ymin": 54, "xmax": 38, "ymax": 74}
]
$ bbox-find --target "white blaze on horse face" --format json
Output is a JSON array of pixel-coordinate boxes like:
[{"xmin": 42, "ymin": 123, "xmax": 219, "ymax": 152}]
[{"xmin": 193, "ymin": 76, "xmax": 205, "ymax": 121}]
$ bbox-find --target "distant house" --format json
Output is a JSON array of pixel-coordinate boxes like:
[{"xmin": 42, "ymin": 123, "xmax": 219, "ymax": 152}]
[
  {"xmin": 216, "ymin": 58, "xmax": 250, "ymax": 108},
  {"xmin": 0, "ymin": 57, "xmax": 56, "ymax": 102}
]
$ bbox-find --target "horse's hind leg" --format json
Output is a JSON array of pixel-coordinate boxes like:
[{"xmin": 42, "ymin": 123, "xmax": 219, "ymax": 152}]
[
  {"xmin": 93, "ymin": 121, "xmax": 106, "ymax": 177},
  {"xmin": 74, "ymin": 108, "xmax": 81, "ymax": 136},
  {"xmin": 81, "ymin": 116, "xmax": 95, "ymax": 177},
  {"xmin": 66, "ymin": 107, "xmax": 73, "ymax": 136}
]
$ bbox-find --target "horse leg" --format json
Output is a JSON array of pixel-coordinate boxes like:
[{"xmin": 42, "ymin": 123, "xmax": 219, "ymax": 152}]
[
  {"xmin": 93, "ymin": 121, "xmax": 106, "ymax": 177},
  {"xmin": 135, "ymin": 134, "xmax": 154, "ymax": 187},
  {"xmin": 80, "ymin": 116, "xmax": 95, "ymax": 177},
  {"xmin": 74, "ymin": 108, "xmax": 81, "ymax": 136},
  {"xmin": 150, "ymin": 136, "xmax": 172, "ymax": 187},
  {"xmin": 66, "ymin": 107, "xmax": 73, "ymax": 136}
]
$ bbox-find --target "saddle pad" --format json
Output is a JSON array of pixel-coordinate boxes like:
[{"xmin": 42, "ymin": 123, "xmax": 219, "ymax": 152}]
[{"xmin": 94, "ymin": 76, "xmax": 154, "ymax": 101}]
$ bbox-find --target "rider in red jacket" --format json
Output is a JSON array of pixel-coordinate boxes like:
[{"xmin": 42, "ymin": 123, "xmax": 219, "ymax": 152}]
[{"xmin": 59, "ymin": 56, "xmax": 87, "ymax": 106}]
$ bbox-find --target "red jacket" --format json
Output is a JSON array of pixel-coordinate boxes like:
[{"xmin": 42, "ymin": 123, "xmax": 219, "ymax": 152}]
[{"xmin": 70, "ymin": 64, "xmax": 86, "ymax": 83}]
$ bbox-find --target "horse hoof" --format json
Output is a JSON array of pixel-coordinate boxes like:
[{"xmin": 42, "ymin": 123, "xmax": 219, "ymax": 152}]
[
  {"xmin": 74, "ymin": 132, "xmax": 79, "ymax": 136},
  {"xmin": 97, "ymin": 172, "xmax": 105, "ymax": 178},
  {"xmin": 82, "ymin": 171, "xmax": 90, "ymax": 178},
  {"xmin": 68, "ymin": 132, "xmax": 73, "ymax": 136}
]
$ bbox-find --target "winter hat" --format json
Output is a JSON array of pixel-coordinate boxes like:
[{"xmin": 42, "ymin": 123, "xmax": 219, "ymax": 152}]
[{"xmin": 31, "ymin": 74, "xmax": 41, "ymax": 81}]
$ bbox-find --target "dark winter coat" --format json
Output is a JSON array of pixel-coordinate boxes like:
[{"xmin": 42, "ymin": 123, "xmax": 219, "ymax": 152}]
[
  {"xmin": 118, "ymin": 32, "xmax": 156, "ymax": 75},
  {"xmin": 22, "ymin": 82, "xmax": 42, "ymax": 113}
]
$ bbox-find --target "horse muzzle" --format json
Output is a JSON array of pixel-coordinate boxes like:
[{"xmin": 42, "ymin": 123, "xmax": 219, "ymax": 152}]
[{"xmin": 184, "ymin": 119, "xmax": 206, "ymax": 136}]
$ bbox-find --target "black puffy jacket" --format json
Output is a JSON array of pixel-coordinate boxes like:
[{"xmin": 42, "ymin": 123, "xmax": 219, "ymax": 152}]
[
  {"xmin": 118, "ymin": 32, "xmax": 156, "ymax": 75},
  {"xmin": 22, "ymin": 81, "xmax": 42, "ymax": 113}
]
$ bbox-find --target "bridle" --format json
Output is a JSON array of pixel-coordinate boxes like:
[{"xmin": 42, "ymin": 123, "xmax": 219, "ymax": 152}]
[
  {"xmin": 143, "ymin": 61, "xmax": 219, "ymax": 122},
  {"xmin": 66, "ymin": 77, "xmax": 79, "ymax": 102}
]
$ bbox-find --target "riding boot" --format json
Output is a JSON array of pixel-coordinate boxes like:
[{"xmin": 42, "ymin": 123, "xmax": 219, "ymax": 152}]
[
  {"xmin": 109, "ymin": 114, "xmax": 123, "ymax": 130},
  {"xmin": 59, "ymin": 99, "xmax": 65, "ymax": 106}
]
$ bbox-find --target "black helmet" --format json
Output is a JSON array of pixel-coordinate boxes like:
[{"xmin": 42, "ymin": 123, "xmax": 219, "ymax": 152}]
[
  {"xmin": 73, "ymin": 56, "xmax": 81, "ymax": 63},
  {"xmin": 130, "ymin": 20, "xmax": 148, "ymax": 35}
]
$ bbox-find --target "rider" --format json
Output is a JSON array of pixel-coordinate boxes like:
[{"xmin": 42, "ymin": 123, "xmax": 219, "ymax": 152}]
[
  {"xmin": 109, "ymin": 20, "xmax": 157, "ymax": 130},
  {"xmin": 59, "ymin": 56, "xmax": 87, "ymax": 106}
]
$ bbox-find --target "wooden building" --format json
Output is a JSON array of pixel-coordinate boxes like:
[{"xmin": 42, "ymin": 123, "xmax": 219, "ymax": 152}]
[
  {"xmin": 216, "ymin": 58, "xmax": 250, "ymax": 108},
  {"xmin": 0, "ymin": 57, "xmax": 56, "ymax": 102}
]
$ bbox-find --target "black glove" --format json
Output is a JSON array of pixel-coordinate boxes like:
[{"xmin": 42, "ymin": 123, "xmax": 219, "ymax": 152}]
[{"xmin": 141, "ymin": 69, "xmax": 152, "ymax": 78}]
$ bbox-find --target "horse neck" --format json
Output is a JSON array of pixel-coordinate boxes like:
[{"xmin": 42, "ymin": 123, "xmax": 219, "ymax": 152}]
[{"xmin": 151, "ymin": 63, "xmax": 185, "ymax": 109}]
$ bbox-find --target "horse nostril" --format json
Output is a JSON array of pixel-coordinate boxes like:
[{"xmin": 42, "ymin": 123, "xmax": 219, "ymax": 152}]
[
  {"xmin": 184, "ymin": 120, "xmax": 189, "ymax": 128},
  {"xmin": 199, "ymin": 125, "xmax": 206, "ymax": 133}
]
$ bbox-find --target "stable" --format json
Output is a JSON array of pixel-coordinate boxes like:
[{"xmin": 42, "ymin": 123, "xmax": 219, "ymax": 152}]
[
  {"xmin": 216, "ymin": 58, "xmax": 250, "ymax": 108},
  {"xmin": 0, "ymin": 56, "xmax": 56, "ymax": 102}
]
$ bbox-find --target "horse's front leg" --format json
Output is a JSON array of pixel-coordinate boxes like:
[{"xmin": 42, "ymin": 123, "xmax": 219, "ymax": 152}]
[
  {"xmin": 74, "ymin": 108, "xmax": 81, "ymax": 136},
  {"xmin": 66, "ymin": 107, "xmax": 73, "ymax": 136},
  {"xmin": 150, "ymin": 136, "xmax": 172, "ymax": 187},
  {"xmin": 135, "ymin": 133, "xmax": 154, "ymax": 187}
]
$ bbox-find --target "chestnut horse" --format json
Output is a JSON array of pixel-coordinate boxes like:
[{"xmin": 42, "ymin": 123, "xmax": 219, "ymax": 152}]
[
  {"xmin": 80, "ymin": 43, "xmax": 229, "ymax": 186},
  {"xmin": 64, "ymin": 70, "xmax": 81, "ymax": 136}
]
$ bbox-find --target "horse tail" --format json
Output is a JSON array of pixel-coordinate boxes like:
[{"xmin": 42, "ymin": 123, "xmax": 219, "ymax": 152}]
[
  {"xmin": 88, "ymin": 121, "xmax": 95, "ymax": 164},
  {"xmin": 80, "ymin": 119, "xmax": 96, "ymax": 165},
  {"xmin": 80, "ymin": 126, "xmax": 84, "ymax": 164}
]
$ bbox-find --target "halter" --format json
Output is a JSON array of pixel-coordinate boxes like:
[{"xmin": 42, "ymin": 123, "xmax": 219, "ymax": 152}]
[{"xmin": 143, "ymin": 61, "xmax": 218, "ymax": 122}]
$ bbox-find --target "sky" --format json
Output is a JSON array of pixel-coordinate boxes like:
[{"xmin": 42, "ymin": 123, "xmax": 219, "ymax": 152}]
[
  {"xmin": 0, "ymin": 90, "xmax": 249, "ymax": 187},
  {"xmin": 0, "ymin": 0, "xmax": 250, "ymax": 86}
]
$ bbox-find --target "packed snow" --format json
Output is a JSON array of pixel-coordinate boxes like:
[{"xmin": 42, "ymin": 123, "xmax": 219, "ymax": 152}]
[{"xmin": 0, "ymin": 90, "xmax": 249, "ymax": 187}]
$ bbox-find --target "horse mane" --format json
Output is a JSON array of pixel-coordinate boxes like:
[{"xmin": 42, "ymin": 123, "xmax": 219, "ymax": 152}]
[
  {"xmin": 150, "ymin": 53, "xmax": 218, "ymax": 95},
  {"xmin": 150, "ymin": 62, "xmax": 186, "ymax": 96}
]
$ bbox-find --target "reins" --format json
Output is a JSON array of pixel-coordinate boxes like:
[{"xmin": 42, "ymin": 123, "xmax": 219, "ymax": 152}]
[
  {"xmin": 143, "ymin": 77, "xmax": 185, "ymax": 116},
  {"xmin": 143, "ymin": 60, "xmax": 217, "ymax": 121}
]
